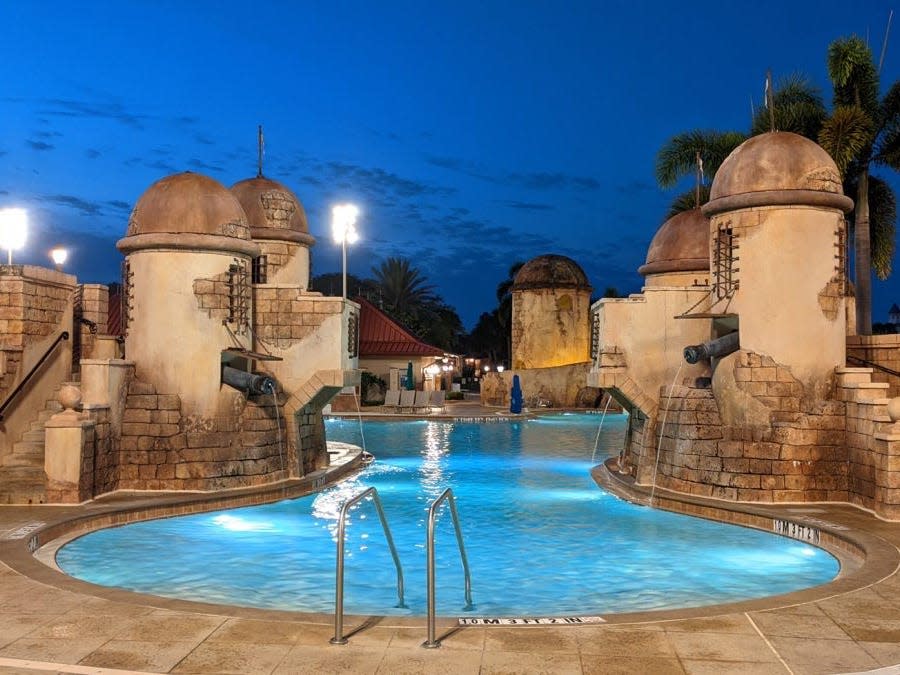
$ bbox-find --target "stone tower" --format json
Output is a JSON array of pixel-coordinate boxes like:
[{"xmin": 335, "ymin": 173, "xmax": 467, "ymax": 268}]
[
  {"xmin": 511, "ymin": 254, "xmax": 592, "ymax": 370},
  {"xmin": 702, "ymin": 131, "xmax": 853, "ymax": 414},
  {"xmin": 230, "ymin": 176, "xmax": 315, "ymax": 287},
  {"xmin": 116, "ymin": 171, "xmax": 260, "ymax": 419}
]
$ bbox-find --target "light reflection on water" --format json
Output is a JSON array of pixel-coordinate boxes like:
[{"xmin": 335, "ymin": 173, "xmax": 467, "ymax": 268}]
[{"xmin": 56, "ymin": 413, "xmax": 839, "ymax": 616}]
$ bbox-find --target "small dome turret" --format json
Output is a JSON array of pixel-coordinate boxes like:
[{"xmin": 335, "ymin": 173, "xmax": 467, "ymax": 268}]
[
  {"xmin": 512, "ymin": 254, "xmax": 592, "ymax": 292},
  {"xmin": 230, "ymin": 176, "xmax": 315, "ymax": 246},
  {"xmin": 638, "ymin": 208, "xmax": 709, "ymax": 277}
]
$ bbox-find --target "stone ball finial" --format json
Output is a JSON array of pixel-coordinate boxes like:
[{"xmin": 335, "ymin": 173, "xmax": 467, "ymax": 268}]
[
  {"xmin": 887, "ymin": 397, "xmax": 900, "ymax": 423},
  {"xmin": 58, "ymin": 384, "xmax": 82, "ymax": 412}
]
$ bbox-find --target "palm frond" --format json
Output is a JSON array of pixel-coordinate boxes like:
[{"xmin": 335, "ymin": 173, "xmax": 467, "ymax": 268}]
[
  {"xmin": 665, "ymin": 185, "xmax": 711, "ymax": 220},
  {"xmin": 818, "ymin": 105, "xmax": 874, "ymax": 175},
  {"xmin": 868, "ymin": 175, "xmax": 897, "ymax": 280},
  {"xmin": 827, "ymin": 36, "xmax": 880, "ymax": 116},
  {"xmin": 655, "ymin": 130, "xmax": 746, "ymax": 188}
]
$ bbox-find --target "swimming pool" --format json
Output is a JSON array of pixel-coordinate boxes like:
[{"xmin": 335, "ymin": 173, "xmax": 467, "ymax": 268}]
[{"xmin": 56, "ymin": 413, "xmax": 839, "ymax": 616}]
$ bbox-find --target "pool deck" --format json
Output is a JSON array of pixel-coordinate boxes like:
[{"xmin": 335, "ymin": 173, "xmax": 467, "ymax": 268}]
[{"xmin": 0, "ymin": 402, "xmax": 899, "ymax": 674}]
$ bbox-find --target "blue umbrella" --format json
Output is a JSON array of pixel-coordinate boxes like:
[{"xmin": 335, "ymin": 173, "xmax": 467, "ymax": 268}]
[
  {"xmin": 510, "ymin": 374, "xmax": 523, "ymax": 414},
  {"xmin": 405, "ymin": 361, "xmax": 415, "ymax": 390}
]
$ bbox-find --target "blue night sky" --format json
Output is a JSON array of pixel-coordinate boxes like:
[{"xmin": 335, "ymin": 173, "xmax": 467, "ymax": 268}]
[{"xmin": 2, "ymin": 0, "xmax": 898, "ymax": 328}]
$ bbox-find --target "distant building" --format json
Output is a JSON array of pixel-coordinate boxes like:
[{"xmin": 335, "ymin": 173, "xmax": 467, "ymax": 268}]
[
  {"xmin": 889, "ymin": 303, "xmax": 900, "ymax": 325},
  {"xmin": 355, "ymin": 297, "xmax": 453, "ymax": 391}
]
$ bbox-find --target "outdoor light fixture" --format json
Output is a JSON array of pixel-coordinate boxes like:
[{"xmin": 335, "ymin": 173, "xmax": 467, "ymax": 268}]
[
  {"xmin": 483, "ymin": 365, "xmax": 490, "ymax": 372},
  {"xmin": 50, "ymin": 246, "xmax": 68, "ymax": 271},
  {"xmin": 497, "ymin": 365, "xmax": 505, "ymax": 373},
  {"xmin": 331, "ymin": 203, "xmax": 360, "ymax": 299},
  {"xmin": 0, "ymin": 208, "xmax": 27, "ymax": 265}
]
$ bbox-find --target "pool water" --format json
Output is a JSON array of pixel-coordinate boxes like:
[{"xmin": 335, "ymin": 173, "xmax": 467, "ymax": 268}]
[{"xmin": 56, "ymin": 413, "xmax": 839, "ymax": 616}]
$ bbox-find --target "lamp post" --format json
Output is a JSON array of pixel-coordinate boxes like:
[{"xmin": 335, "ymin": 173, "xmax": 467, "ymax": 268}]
[
  {"xmin": 50, "ymin": 246, "xmax": 68, "ymax": 271},
  {"xmin": 0, "ymin": 208, "xmax": 27, "ymax": 265},
  {"xmin": 331, "ymin": 204, "xmax": 359, "ymax": 299}
]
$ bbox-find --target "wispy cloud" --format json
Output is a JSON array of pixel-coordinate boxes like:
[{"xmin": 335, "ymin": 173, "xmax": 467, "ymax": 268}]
[
  {"xmin": 188, "ymin": 158, "xmax": 224, "ymax": 173},
  {"xmin": 39, "ymin": 194, "xmax": 102, "ymax": 216},
  {"xmin": 426, "ymin": 154, "xmax": 601, "ymax": 192},
  {"xmin": 500, "ymin": 200, "xmax": 554, "ymax": 211},
  {"xmin": 26, "ymin": 140, "xmax": 54, "ymax": 151},
  {"xmin": 37, "ymin": 98, "xmax": 148, "ymax": 129},
  {"xmin": 84, "ymin": 148, "xmax": 101, "ymax": 159},
  {"xmin": 105, "ymin": 200, "xmax": 131, "ymax": 212}
]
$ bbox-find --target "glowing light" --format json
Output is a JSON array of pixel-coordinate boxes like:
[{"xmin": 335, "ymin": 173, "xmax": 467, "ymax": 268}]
[
  {"xmin": 331, "ymin": 204, "xmax": 359, "ymax": 244},
  {"xmin": 50, "ymin": 246, "xmax": 68, "ymax": 270},
  {"xmin": 0, "ymin": 208, "xmax": 27, "ymax": 264},
  {"xmin": 497, "ymin": 365, "xmax": 505, "ymax": 373},
  {"xmin": 331, "ymin": 203, "xmax": 360, "ymax": 300}
]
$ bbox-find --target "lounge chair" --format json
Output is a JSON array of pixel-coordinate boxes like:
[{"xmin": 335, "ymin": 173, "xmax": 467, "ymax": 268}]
[
  {"xmin": 398, "ymin": 389, "xmax": 416, "ymax": 413},
  {"xmin": 383, "ymin": 389, "xmax": 401, "ymax": 411},
  {"xmin": 429, "ymin": 390, "xmax": 446, "ymax": 413},
  {"xmin": 413, "ymin": 390, "xmax": 431, "ymax": 412}
]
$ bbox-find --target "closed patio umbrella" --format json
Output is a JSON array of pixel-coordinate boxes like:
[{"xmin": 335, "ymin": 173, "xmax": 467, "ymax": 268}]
[{"xmin": 406, "ymin": 361, "xmax": 415, "ymax": 390}]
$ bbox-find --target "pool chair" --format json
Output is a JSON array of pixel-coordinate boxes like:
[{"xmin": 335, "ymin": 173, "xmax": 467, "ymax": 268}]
[
  {"xmin": 383, "ymin": 389, "xmax": 401, "ymax": 412},
  {"xmin": 413, "ymin": 390, "xmax": 431, "ymax": 412},
  {"xmin": 398, "ymin": 389, "xmax": 417, "ymax": 413},
  {"xmin": 429, "ymin": 390, "xmax": 446, "ymax": 413}
]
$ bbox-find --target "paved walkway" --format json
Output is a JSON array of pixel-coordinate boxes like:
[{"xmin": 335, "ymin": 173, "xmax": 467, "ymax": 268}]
[{"xmin": 0, "ymin": 404, "xmax": 898, "ymax": 674}]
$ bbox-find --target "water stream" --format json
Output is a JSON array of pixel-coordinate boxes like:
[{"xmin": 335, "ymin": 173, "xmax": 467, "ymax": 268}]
[
  {"xmin": 649, "ymin": 362, "xmax": 683, "ymax": 507},
  {"xmin": 590, "ymin": 393, "xmax": 613, "ymax": 463}
]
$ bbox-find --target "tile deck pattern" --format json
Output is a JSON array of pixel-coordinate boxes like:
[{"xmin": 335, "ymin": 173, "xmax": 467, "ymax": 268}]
[{"xmin": 1, "ymin": 403, "xmax": 900, "ymax": 674}]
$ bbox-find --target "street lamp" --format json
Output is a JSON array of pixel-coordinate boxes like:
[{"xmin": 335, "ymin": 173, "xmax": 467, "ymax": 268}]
[
  {"xmin": 50, "ymin": 246, "xmax": 68, "ymax": 271},
  {"xmin": 0, "ymin": 208, "xmax": 27, "ymax": 265},
  {"xmin": 331, "ymin": 204, "xmax": 359, "ymax": 299}
]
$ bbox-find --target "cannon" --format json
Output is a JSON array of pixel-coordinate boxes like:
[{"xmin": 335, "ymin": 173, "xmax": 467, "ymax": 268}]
[
  {"xmin": 683, "ymin": 331, "xmax": 740, "ymax": 364},
  {"xmin": 222, "ymin": 365, "xmax": 277, "ymax": 395}
]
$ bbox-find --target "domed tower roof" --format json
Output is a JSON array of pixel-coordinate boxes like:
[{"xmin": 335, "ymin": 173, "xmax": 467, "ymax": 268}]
[
  {"xmin": 230, "ymin": 176, "xmax": 315, "ymax": 246},
  {"xmin": 704, "ymin": 132, "xmax": 853, "ymax": 216},
  {"xmin": 512, "ymin": 254, "xmax": 592, "ymax": 292},
  {"xmin": 117, "ymin": 172, "xmax": 258, "ymax": 256},
  {"xmin": 638, "ymin": 208, "xmax": 709, "ymax": 277}
]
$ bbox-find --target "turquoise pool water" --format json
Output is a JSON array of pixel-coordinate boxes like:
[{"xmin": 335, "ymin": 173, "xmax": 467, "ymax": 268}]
[{"xmin": 57, "ymin": 413, "xmax": 839, "ymax": 616}]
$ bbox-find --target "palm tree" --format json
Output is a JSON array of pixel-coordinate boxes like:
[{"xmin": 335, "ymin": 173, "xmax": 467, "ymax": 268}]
[
  {"xmin": 818, "ymin": 35, "xmax": 900, "ymax": 334},
  {"xmin": 371, "ymin": 257, "xmax": 438, "ymax": 321},
  {"xmin": 495, "ymin": 262, "xmax": 525, "ymax": 365},
  {"xmin": 657, "ymin": 75, "xmax": 827, "ymax": 216}
]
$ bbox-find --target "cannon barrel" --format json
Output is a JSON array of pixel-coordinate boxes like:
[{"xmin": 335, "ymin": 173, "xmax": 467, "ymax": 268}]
[
  {"xmin": 222, "ymin": 365, "xmax": 277, "ymax": 395},
  {"xmin": 683, "ymin": 332, "xmax": 740, "ymax": 364}
]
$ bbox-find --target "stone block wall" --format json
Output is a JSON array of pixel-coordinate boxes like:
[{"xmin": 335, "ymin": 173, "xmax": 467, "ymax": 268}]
[
  {"xmin": 78, "ymin": 284, "xmax": 109, "ymax": 361},
  {"xmin": 257, "ymin": 241, "xmax": 299, "ymax": 280},
  {"xmin": 104, "ymin": 378, "xmax": 287, "ymax": 492},
  {"xmin": 0, "ymin": 265, "xmax": 74, "ymax": 397},
  {"xmin": 638, "ymin": 383, "xmax": 850, "ymax": 503},
  {"xmin": 847, "ymin": 334, "xmax": 900, "ymax": 398},
  {"xmin": 253, "ymin": 287, "xmax": 342, "ymax": 345}
]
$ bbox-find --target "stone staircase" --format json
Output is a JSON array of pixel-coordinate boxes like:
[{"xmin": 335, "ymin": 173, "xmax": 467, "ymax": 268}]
[{"xmin": 0, "ymin": 390, "xmax": 65, "ymax": 505}]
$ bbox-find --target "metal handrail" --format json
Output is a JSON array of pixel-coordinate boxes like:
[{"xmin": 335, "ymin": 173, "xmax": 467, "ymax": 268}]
[
  {"xmin": 330, "ymin": 487, "xmax": 405, "ymax": 645},
  {"xmin": 423, "ymin": 487, "xmax": 473, "ymax": 649},
  {"xmin": 0, "ymin": 331, "xmax": 69, "ymax": 422},
  {"xmin": 847, "ymin": 354, "xmax": 900, "ymax": 378}
]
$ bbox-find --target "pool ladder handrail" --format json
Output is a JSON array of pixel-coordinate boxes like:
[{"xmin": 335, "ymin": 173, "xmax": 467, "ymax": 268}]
[
  {"xmin": 423, "ymin": 487, "xmax": 474, "ymax": 649},
  {"xmin": 330, "ymin": 487, "xmax": 406, "ymax": 645}
]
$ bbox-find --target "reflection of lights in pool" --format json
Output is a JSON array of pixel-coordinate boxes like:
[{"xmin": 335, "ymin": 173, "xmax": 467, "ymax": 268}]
[
  {"xmin": 211, "ymin": 515, "xmax": 275, "ymax": 532},
  {"xmin": 58, "ymin": 413, "xmax": 838, "ymax": 617}
]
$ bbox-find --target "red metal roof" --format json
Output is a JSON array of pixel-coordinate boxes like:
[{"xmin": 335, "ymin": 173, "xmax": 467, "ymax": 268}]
[{"xmin": 356, "ymin": 297, "xmax": 444, "ymax": 357}]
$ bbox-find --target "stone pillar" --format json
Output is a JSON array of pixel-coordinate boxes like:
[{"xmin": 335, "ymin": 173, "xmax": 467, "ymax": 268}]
[
  {"xmin": 873, "ymin": 397, "xmax": 900, "ymax": 519},
  {"xmin": 44, "ymin": 384, "xmax": 94, "ymax": 503}
]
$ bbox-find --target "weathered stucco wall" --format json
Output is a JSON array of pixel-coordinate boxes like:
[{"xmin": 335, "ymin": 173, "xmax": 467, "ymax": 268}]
[
  {"xmin": 481, "ymin": 362, "xmax": 595, "ymax": 408},
  {"xmin": 710, "ymin": 206, "xmax": 846, "ymax": 400},
  {"xmin": 511, "ymin": 288, "xmax": 591, "ymax": 370}
]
